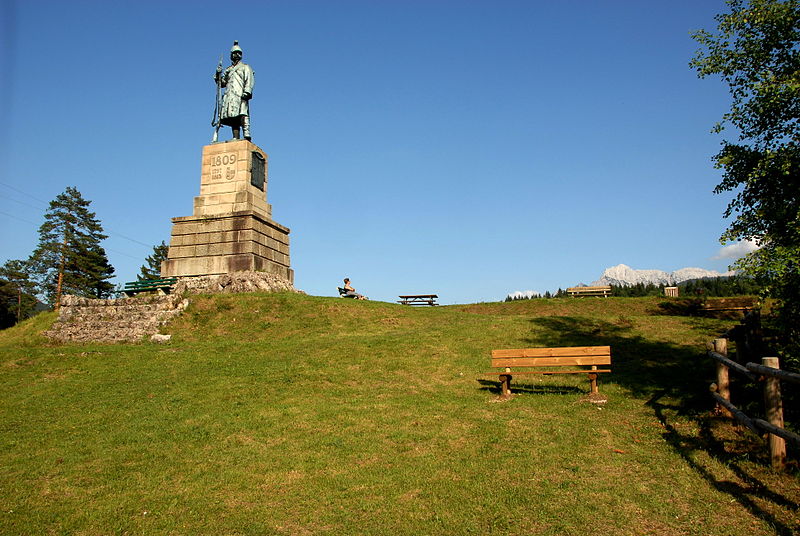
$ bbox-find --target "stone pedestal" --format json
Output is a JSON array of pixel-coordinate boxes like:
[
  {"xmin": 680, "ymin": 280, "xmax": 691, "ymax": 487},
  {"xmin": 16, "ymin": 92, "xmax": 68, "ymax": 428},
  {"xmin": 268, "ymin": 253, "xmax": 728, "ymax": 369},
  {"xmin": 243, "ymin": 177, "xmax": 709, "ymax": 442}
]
[{"xmin": 161, "ymin": 139, "xmax": 293, "ymax": 282}]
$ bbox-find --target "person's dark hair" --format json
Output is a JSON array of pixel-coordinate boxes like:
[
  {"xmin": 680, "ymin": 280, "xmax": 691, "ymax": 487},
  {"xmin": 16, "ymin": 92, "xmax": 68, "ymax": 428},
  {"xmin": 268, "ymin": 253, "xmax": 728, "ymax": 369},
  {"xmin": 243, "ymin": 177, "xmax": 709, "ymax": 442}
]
[{"xmin": 344, "ymin": 278, "xmax": 350, "ymax": 283}]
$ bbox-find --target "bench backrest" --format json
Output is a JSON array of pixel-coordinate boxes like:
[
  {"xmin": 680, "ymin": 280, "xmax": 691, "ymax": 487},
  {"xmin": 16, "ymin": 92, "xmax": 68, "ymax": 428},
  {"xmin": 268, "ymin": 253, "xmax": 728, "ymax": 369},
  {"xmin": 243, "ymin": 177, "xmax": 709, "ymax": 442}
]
[
  {"xmin": 701, "ymin": 297, "xmax": 758, "ymax": 310},
  {"xmin": 566, "ymin": 286, "xmax": 611, "ymax": 297},
  {"xmin": 491, "ymin": 346, "xmax": 611, "ymax": 369},
  {"xmin": 124, "ymin": 277, "xmax": 177, "ymax": 290}
]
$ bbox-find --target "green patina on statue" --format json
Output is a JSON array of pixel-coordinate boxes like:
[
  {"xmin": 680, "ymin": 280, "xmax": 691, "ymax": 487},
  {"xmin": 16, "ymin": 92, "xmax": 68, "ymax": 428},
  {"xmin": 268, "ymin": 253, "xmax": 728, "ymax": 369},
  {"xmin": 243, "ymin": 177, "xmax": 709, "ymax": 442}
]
[{"xmin": 213, "ymin": 40, "xmax": 255, "ymax": 142}]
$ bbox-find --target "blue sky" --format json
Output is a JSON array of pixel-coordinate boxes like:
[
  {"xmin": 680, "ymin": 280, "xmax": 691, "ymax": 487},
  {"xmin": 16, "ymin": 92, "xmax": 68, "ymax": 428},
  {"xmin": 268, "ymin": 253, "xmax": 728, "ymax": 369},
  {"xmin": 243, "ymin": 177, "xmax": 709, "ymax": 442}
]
[{"xmin": 0, "ymin": 0, "xmax": 745, "ymax": 304}]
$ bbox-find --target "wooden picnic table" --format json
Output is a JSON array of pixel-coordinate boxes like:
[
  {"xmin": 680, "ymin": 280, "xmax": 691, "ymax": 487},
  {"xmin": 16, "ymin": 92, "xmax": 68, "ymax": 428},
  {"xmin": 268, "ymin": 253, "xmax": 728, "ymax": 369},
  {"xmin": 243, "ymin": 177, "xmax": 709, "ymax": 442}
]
[{"xmin": 398, "ymin": 294, "xmax": 439, "ymax": 306}]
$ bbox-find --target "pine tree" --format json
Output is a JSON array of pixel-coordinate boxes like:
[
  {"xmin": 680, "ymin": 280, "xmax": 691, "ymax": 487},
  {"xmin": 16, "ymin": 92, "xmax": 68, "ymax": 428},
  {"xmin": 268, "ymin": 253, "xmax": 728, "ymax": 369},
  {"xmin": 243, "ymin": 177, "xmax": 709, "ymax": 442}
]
[
  {"xmin": 27, "ymin": 187, "xmax": 115, "ymax": 307},
  {"xmin": 138, "ymin": 241, "xmax": 169, "ymax": 280},
  {"xmin": 0, "ymin": 259, "xmax": 38, "ymax": 328}
]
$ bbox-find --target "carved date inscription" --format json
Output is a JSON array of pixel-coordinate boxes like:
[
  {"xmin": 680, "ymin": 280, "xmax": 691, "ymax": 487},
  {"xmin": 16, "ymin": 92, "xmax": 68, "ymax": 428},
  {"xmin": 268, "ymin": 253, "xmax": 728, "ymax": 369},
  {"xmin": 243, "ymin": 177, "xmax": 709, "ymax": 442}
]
[{"xmin": 210, "ymin": 152, "xmax": 237, "ymax": 181}]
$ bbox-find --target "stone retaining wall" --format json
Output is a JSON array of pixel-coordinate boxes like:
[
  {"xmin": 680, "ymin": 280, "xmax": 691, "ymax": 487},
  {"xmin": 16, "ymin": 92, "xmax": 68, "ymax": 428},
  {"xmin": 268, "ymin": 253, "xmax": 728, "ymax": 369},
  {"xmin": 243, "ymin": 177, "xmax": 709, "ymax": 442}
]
[
  {"xmin": 45, "ymin": 294, "xmax": 190, "ymax": 344},
  {"xmin": 44, "ymin": 271, "xmax": 299, "ymax": 344}
]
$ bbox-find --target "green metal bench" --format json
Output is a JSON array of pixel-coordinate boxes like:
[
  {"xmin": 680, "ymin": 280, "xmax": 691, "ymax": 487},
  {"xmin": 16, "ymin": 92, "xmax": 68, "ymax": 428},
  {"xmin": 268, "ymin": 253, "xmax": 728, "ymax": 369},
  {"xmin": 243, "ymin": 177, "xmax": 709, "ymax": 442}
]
[{"xmin": 123, "ymin": 277, "xmax": 178, "ymax": 297}]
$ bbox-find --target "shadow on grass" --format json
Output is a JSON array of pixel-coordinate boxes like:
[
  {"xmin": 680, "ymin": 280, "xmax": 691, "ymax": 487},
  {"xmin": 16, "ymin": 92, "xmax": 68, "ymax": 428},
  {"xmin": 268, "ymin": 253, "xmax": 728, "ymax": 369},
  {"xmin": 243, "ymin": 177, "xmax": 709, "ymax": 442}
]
[
  {"xmin": 648, "ymin": 391, "xmax": 799, "ymax": 536},
  {"xmin": 524, "ymin": 316, "xmax": 708, "ymax": 405},
  {"xmin": 654, "ymin": 299, "xmax": 703, "ymax": 317},
  {"xmin": 476, "ymin": 378, "xmax": 584, "ymax": 397},
  {"xmin": 512, "ymin": 315, "xmax": 799, "ymax": 533},
  {"xmin": 654, "ymin": 299, "xmax": 756, "ymax": 321}
]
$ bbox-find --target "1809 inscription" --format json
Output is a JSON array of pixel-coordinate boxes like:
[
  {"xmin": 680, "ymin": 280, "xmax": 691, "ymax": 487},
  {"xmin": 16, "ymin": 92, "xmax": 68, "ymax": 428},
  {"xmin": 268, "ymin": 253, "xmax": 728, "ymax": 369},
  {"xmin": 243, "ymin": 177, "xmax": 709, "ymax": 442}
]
[{"xmin": 210, "ymin": 152, "xmax": 237, "ymax": 181}]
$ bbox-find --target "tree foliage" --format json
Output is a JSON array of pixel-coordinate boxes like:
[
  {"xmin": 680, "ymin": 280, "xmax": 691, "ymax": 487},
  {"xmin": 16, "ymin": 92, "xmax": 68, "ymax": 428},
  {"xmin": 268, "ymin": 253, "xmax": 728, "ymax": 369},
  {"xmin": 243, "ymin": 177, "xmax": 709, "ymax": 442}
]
[
  {"xmin": 692, "ymin": 0, "xmax": 800, "ymax": 364},
  {"xmin": 680, "ymin": 275, "xmax": 763, "ymax": 296},
  {"xmin": 0, "ymin": 259, "xmax": 39, "ymax": 328},
  {"xmin": 138, "ymin": 241, "xmax": 169, "ymax": 280},
  {"xmin": 27, "ymin": 187, "xmax": 115, "ymax": 306}
]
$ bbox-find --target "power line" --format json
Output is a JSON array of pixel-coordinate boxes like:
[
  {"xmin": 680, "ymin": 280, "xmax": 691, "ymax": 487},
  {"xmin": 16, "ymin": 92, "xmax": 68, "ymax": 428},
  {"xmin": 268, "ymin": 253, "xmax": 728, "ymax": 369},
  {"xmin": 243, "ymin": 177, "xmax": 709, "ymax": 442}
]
[
  {"xmin": 0, "ymin": 183, "xmax": 160, "ymax": 249},
  {"xmin": 0, "ymin": 193, "xmax": 46, "ymax": 212},
  {"xmin": 0, "ymin": 181, "xmax": 49, "ymax": 207},
  {"xmin": 0, "ymin": 211, "xmax": 148, "ymax": 263},
  {"xmin": 106, "ymin": 229, "xmax": 155, "ymax": 248},
  {"xmin": 0, "ymin": 209, "xmax": 39, "ymax": 227},
  {"xmin": 105, "ymin": 247, "xmax": 142, "ymax": 261}
]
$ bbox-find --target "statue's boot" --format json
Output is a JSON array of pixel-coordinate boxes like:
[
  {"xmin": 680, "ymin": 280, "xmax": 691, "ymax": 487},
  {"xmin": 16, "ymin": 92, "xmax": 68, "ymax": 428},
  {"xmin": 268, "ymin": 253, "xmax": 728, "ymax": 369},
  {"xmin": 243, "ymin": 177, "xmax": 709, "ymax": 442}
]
[
  {"xmin": 242, "ymin": 116, "xmax": 251, "ymax": 141},
  {"xmin": 231, "ymin": 126, "xmax": 241, "ymax": 139}
]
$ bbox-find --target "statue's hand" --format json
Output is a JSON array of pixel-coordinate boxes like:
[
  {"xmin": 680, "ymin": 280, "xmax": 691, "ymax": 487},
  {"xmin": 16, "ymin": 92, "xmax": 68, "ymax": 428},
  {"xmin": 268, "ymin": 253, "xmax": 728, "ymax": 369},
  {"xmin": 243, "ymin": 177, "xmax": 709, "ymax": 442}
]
[{"xmin": 242, "ymin": 92, "xmax": 252, "ymax": 100}]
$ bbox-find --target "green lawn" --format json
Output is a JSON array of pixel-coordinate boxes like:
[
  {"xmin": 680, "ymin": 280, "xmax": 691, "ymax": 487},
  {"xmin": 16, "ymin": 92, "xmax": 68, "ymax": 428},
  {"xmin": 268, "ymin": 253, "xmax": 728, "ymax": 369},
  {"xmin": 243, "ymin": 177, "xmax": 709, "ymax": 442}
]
[{"xmin": 1, "ymin": 293, "xmax": 797, "ymax": 535}]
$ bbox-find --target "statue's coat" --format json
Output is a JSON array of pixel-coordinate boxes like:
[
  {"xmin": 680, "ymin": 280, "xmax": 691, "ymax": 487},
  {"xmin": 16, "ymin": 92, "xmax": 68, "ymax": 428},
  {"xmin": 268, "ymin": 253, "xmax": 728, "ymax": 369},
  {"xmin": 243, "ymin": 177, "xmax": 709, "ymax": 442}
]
[{"xmin": 219, "ymin": 62, "xmax": 254, "ymax": 125}]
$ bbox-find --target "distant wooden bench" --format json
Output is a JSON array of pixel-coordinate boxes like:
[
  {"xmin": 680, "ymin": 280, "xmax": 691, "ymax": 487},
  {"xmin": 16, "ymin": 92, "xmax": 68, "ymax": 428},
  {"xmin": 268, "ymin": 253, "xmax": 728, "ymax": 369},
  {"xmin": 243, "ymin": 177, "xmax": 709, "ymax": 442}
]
[
  {"xmin": 398, "ymin": 294, "xmax": 438, "ymax": 306},
  {"xmin": 701, "ymin": 297, "xmax": 758, "ymax": 313},
  {"xmin": 123, "ymin": 277, "xmax": 178, "ymax": 297},
  {"xmin": 487, "ymin": 346, "xmax": 612, "ymax": 397},
  {"xmin": 567, "ymin": 286, "xmax": 611, "ymax": 298}
]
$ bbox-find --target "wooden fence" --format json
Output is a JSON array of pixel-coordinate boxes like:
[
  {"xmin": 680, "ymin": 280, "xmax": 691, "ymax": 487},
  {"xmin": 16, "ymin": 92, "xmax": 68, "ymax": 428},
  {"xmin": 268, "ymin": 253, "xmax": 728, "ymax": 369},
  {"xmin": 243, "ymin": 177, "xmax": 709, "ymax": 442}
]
[{"xmin": 708, "ymin": 337, "xmax": 800, "ymax": 470}]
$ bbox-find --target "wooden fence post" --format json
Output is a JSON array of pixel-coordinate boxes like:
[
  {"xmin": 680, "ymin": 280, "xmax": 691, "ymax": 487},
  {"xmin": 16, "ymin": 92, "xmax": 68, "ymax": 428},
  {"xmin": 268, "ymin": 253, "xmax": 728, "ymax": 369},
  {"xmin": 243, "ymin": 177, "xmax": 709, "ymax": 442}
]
[
  {"xmin": 714, "ymin": 338, "xmax": 731, "ymax": 417},
  {"xmin": 762, "ymin": 357, "xmax": 786, "ymax": 470}
]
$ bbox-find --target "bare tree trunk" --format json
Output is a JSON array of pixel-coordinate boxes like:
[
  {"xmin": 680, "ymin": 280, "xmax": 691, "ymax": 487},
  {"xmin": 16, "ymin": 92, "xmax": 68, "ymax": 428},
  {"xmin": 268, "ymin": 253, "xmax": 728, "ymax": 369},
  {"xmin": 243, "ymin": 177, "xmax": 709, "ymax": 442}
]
[{"xmin": 55, "ymin": 233, "xmax": 67, "ymax": 311}]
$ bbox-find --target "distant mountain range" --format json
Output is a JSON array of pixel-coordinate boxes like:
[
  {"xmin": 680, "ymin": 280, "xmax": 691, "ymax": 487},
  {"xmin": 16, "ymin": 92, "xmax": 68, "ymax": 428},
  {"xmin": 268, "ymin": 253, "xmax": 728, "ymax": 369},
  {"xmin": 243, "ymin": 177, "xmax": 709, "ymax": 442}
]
[{"xmin": 591, "ymin": 264, "xmax": 734, "ymax": 287}]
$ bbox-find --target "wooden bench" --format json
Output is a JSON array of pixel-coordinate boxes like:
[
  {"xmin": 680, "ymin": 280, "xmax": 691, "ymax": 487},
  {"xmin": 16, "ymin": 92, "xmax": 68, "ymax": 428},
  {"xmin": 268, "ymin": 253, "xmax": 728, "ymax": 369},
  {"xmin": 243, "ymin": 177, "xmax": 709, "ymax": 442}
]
[
  {"xmin": 398, "ymin": 294, "xmax": 438, "ymax": 306},
  {"xmin": 700, "ymin": 297, "xmax": 758, "ymax": 313},
  {"xmin": 488, "ymin": 346, "xmax": 611, "ymax": 397},
  {"xmin": 123, "ymin": 277, "xmax": 178, "ymax": 297},
  {"xmin": 567, "ymin": 286, "xmax": 611, "ymax": 298}
]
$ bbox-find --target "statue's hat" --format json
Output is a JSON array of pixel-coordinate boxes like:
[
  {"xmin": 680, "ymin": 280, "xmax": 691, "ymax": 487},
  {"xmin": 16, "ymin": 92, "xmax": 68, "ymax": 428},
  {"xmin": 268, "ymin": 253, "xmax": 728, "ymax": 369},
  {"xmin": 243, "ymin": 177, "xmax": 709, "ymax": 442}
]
[{"xmin": 231, "ymin": 40, "xmax": 243, "ymax": 54}]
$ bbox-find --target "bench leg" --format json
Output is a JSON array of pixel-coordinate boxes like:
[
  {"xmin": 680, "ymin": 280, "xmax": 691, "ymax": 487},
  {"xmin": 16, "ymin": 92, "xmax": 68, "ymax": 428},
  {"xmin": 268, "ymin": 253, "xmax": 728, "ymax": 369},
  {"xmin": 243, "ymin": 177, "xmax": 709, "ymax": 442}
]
[
  {"xmin": 499, "ymin": 374, "xmax": 512, "ymax": 397},
  {"xmin": 588, "ymin": 373, "xmax": 599, "ymax": 394}
]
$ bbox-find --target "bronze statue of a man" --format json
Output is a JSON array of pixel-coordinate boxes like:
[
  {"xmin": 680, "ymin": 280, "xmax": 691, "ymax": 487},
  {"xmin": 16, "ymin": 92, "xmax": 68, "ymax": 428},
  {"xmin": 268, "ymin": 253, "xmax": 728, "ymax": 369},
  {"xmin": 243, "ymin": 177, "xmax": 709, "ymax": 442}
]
[{"xmin": 214, "ymin": 41, "xmax": 255, "ymax": 141}]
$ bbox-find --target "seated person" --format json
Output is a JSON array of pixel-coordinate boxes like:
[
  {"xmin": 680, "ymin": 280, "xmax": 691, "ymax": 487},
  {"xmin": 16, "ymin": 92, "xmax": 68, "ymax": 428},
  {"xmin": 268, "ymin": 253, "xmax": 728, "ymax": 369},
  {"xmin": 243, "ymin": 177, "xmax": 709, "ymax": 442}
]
[{"xmin": 341, "ymin": 278, "xmax": 367, "ymax": 300}]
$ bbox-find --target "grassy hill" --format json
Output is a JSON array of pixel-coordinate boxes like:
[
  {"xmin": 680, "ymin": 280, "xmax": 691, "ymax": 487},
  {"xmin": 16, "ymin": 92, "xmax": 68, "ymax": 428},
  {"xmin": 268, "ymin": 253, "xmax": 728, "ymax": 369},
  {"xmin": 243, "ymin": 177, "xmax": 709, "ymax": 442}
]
[{"xmin": 1, "ymin": 293, "xmax": 797, "ymax": 535}]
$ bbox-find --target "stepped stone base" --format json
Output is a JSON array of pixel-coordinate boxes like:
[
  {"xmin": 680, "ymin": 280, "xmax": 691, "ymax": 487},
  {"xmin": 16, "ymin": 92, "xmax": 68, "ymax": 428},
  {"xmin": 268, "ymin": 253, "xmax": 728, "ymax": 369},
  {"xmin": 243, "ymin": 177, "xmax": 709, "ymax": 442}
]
[
  {"xmin": 161, "ymin": 140, "xmax": 293, "ymax": 281},
  {"xmin": 161, "ymin": 210, "xmax": 292, "ymax": 282},
  {"xmin": 45, "ymin": 294, "xmax": 190, "ymax": 344}
]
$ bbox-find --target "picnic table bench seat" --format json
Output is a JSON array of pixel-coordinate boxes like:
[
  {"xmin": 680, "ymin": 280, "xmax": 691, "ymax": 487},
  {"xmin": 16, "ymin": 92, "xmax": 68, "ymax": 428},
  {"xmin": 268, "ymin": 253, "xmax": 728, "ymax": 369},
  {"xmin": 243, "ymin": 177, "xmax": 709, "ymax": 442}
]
[
  {"xmin": 398, "ymin": 294, "xmax": 438, "ymax": 306},
  {"xmin": 487, "ymin": 346, "xmax": 612, "ymax": 397},
  {"xmin": 123, "ymin": 277, "xmax": 178, "ymax": 297}
]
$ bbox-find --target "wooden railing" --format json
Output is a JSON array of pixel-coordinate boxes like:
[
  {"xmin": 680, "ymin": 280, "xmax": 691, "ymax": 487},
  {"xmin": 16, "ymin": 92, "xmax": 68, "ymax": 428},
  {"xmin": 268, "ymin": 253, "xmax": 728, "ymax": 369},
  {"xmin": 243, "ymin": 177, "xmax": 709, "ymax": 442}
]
[{"xmin": 709, "ymin": 337, "xmax": 800, "ymax": 470}]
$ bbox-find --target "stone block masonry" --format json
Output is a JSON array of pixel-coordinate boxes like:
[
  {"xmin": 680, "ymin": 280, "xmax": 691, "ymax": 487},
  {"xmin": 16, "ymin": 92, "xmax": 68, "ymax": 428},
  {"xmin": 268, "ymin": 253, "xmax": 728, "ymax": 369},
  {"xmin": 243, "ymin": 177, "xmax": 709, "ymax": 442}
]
[
  {"xmin": 43, "ymin": 272, "xmax": 300, "ymax": 344},
  {"xmin": 161, "ymin": 139, "xmax": 293, "ymax": 282},
  {"xmin": 160, "ymin": 210, "xmax": 292, "ymax": 281},
  {"xmin": 198, "ymin": 139, "xmax": 271, "ymax": 219},
  {"xmin": 45, "ymin": 294, "xmax": 189, "ymax": 343}
]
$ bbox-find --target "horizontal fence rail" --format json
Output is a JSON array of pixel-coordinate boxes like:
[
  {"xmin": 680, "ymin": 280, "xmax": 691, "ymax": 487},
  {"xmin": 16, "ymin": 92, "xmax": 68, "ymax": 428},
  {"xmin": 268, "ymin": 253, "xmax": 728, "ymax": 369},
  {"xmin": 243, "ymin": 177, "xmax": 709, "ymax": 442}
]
[
  {"xmin": 709, "ymin": 338, "xmax": 796, "ymax": 470},
  {"xmin": 708, "ymin": 350, "xmax": 759, "ymax": 382},
  {"xmin": 710, "ymin": 385, "xmax": 800, "ymax": 448},
  {"xmin": 745, "ymin": 362, "xmax": 800, "ymax": 385}
]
